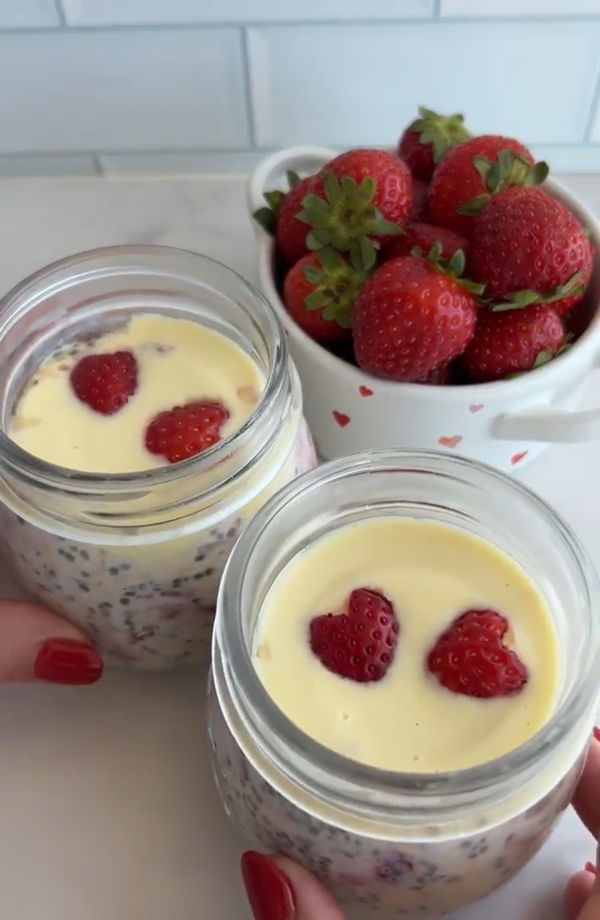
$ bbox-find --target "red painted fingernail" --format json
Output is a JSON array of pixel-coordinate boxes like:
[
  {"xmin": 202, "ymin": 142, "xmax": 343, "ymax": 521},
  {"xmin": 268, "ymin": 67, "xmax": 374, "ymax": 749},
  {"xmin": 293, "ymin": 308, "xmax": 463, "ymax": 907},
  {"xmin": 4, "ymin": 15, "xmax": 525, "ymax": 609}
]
[
  {"xmin": 585, "ymin": 862, "xmax": 597, "ymax": 875},
  {"xmin": 34, "ymin": 638, "xmax": 103, "ymax": 685},
  {"xmin": 593, "ymin": 726, "xmax": 600, "ymax": 742},
  {"xmin": 241, "ymin": 851, "xmax": 295, "ymax": 920}
]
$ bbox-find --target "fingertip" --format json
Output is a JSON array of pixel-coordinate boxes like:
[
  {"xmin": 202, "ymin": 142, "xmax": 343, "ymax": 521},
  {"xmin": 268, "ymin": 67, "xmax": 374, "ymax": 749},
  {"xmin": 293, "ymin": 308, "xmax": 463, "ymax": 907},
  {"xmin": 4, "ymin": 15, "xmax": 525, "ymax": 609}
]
[
  {"xmin": 272, "ymin": 856, "xmax": 346, "ymax": 920},
  {"xmin": 564, "ymin": 870, "xmax": 595, "ymax": 920}
]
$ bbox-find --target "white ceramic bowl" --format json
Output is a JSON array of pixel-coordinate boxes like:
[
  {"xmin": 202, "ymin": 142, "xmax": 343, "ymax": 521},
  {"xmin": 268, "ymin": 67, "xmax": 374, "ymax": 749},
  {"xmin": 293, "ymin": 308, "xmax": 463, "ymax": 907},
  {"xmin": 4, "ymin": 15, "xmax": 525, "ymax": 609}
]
[{"xmin": 248, "ymin": 146, "xmax": 600, "ymax": 471}]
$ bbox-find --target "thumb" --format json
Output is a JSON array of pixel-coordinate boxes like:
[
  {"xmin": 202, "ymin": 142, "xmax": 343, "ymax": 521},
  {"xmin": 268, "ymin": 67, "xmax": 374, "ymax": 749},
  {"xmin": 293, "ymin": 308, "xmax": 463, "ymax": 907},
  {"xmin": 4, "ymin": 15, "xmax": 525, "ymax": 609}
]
[
  {"xmin": 565, "ymin": 845, "xmax": 600, "ymax": 920},
  {"xmin": 241, "ymin": 851, "xmax": 345, "ymax": 920},
  {"xmin": 0, "ymin": 599, "xmax": 103, "ymax": 684}
]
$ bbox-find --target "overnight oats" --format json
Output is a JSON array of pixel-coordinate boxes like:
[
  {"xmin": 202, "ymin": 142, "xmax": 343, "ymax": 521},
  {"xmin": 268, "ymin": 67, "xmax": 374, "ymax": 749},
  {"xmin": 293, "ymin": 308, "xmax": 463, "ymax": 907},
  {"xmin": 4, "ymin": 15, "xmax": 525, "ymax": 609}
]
[
  {"xmin": 208, "ymin": 450, "xmax": 600, "ymax": 918},
  {"xmin": 0, "ymin": 246, "xmax": 316, "ymax": 668}
]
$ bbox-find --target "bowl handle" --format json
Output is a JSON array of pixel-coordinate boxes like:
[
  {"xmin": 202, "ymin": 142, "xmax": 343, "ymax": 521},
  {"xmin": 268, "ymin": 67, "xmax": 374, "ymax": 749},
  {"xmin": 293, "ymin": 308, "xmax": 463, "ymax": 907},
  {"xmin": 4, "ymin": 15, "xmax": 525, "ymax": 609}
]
[
  {"xmin": 494, "ymin": 403, "xmax": 600, "ymax": 443},
  {"xmin": 247, "ymin": 145, "xmax": 336, "ymax": 233}
]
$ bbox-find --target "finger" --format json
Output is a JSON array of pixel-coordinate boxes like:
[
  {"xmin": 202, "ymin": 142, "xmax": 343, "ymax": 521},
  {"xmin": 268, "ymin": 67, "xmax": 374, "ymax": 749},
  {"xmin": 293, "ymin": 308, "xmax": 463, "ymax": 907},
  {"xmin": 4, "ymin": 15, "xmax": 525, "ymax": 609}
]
[
  {"xmin": 572, "ymin": 736, "xmax": 600, "ymax": 839},
  {"xmin": 564, "ymin": 869, "xmax": 595, "ymax": 920},
  {"xmin": 0, "ymin": 599, "xmax": 103, "ymax": 684},
  {"xmin": 241, "ymin": 851, "xmax": 345, "ymax": 920}
]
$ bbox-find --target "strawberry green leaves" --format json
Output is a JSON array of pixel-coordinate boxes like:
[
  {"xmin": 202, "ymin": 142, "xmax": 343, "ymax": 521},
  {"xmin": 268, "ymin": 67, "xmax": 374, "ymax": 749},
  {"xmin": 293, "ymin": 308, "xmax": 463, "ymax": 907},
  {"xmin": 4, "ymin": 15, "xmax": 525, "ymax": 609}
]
[
  {"xmin": 411, "ymin": 241, "xmax": 486, "ymax": 297},
  {"xmin": 458, "ymin": 150, "xmax": 549, "ymax": 217},
  {"xmin": 411, "ymin": 106, "xmax": 471, "ymax": 164},
  {"xmin": 489, "ymin": 269, "xmax": 585, "ymax": 312},
  {"xmin": 302, "ymin": 246, "xmax": 370, "ymax": 328},
  {"xmin": 298, "ymin": 171, "xmax": 403, "ymax": 272}
]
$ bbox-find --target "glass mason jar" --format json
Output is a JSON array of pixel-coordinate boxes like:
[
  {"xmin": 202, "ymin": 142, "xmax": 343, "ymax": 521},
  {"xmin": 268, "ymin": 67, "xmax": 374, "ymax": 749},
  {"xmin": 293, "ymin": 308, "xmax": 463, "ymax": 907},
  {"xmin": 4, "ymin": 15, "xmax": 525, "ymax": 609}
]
[
  {"xmin": 209, "ymin": 450, "xmax": 600, "ymax": 919},
  {"xmin": 0, "ymin": 245, "xmax": 316, "ymax": 669}
]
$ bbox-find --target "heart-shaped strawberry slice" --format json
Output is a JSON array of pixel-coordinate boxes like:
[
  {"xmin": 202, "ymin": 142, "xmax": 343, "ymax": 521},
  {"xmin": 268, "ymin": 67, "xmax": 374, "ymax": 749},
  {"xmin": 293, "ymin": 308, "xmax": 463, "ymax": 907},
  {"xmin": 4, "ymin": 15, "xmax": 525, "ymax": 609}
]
[
  {"xmin": 427, "ymin": 609, "xmax": 528, "ymax": 699},
  {"xmin": 309, "ymin": 587, "xmax": 399, "ymax": 683}
]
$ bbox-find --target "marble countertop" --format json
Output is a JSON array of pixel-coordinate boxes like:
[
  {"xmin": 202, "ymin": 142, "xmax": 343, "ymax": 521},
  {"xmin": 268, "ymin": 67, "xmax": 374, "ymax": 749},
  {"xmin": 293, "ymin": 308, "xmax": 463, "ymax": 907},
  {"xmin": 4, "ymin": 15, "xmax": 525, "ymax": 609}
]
[{"xmin": 0, "ymin": 172, "xmax": 599, "ymax": 920}]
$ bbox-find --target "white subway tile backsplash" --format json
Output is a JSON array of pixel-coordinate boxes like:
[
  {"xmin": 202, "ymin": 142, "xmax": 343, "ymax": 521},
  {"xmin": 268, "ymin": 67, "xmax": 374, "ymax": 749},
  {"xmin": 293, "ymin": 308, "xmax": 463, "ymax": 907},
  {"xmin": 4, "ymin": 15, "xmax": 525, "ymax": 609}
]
[
  {"xmin": 0, "ymin": 29, "xmax": 248, "ymax": 153},
  {"xmin": 532, "ymin": 146, "xmax": 600, "ymax": 172},
  {"xmin": 0, "ymin": 0, "xmax": 60, "ymax": 28},
  {"xmin": 99, "ymin": 151, "xmax": 263, "ymax": 175},
  {"xmin": 62, "ymin": 0, "xmax": 434, "ymax": 26},
  {"xmin": 0, "ymin": 154, "xmax": 97, "ymax": 175},
  {"xmin": 249, "ymin": 21, "xmax": 600, "ymax": 149},
  {"xmin": 592, "ymin": 102, "xmax": 600, "ymax": 143},
  {"xmin": 441, "ymin": 0, "xmax": 600, "ymax": 16}
]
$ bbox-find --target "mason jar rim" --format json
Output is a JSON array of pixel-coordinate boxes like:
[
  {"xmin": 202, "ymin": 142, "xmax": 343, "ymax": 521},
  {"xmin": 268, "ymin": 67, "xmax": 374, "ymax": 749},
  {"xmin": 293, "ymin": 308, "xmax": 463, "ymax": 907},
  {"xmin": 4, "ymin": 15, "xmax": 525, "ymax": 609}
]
[
  {"xmin": 0, "ymin": 244, "xmax": 288, "ymax": 496},
  {"xmin": 217, "ymin": 449, "xmax": 600, "ymax": 814}
]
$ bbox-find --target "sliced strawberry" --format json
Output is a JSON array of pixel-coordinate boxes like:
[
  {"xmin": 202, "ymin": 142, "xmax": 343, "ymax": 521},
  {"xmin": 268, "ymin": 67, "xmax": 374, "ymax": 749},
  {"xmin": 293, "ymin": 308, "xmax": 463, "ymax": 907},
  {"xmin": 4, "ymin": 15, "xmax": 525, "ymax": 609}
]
[
  {"xmin": 462, "ymin": 305, "xmax": 565, "ymax": 382},
  {"xmin": 70, "ymin": 350, "xmax": 138, "ymax": 415},
  {"xmin": 398, "ymin": 106, "xmax": 470, "ymax": 181},
  {"xmin": 427, "ymin": 609, "xmax": 528, "ymax": 699},
  {"xmin": 381, "ymin": 223, "xmax": 467, "ymax": 263},
  {"xmin": 309, "ymin": 587, "xmax": 399, "ymax": 683},
  {"xmin": 145, "ymin": 401, "xmax": 230, "ymax": 464}
]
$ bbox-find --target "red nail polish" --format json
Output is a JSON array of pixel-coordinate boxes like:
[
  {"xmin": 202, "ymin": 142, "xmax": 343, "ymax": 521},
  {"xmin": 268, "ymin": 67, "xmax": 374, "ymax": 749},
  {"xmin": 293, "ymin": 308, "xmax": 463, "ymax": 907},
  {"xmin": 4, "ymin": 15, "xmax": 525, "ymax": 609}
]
[
  {"xmin": 241, "ymin": 852, "xmax": 295, "ymax": 920},
  {"xmin": 34, "ymin": 638, "xmax": 103, "ymax": 685},
  {"xmin": 585, "ymin": 861, "xmax": 597, "ymax": 875},
  {"xmin": 593, "ymin": 726, "xmax": 600, "ymax": 742}
]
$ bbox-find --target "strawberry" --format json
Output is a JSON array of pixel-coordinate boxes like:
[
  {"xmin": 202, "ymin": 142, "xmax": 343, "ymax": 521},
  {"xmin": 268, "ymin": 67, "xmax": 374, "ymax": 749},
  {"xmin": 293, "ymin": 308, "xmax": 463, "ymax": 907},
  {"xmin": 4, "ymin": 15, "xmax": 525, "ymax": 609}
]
[
  {"xmin": 253, "ymin": 171, "xmax": 324, "ymax": 266},
  {"xmin": 299, "ymin": 149, "xmax": 412, "ymax": 269},
  {"xmin": 427, "ymin": 136, "xmax": 546, "ymax": 236},
  {"xmin": 461, "ymin": 305, "xmax": 565, "ymax": 382},
  {"xmin": 422, "ymin": 363, "xmax": 451, "ymax": 386},
  {"xmin": 70, "ymin": 350, "xmax": 137, "ymax": 415},
  {"xmin": 380, "ymin": 222, "xmax": 467, "ymax": 263},
  {"xmin": 145, "ymin": 401, "xmax": 230, "ymax": 464},
  {"xmin": 427, "ymin": 609, "xmax": 528, "ymax": 699},
  {"xmin": 309, "ymin": 587, "xmax": 399, "ymax": 683},
  {"xmin": 469, "ymin": 186, "xmax": 592, "ymax": 315},
  {"xmin": 398, "ymin": 106, "xmax": 470, "ymax": 181},
  {"xmin": 282, "ymin": 249, "xmax": 367, "ymax": 345},
  {"xmin": 352, "ymin": 248, "xmax": 480, "ymax": 382},
  {"xmin": 410, "ymin": 179, "xmax": 429, "ymax": 221}
]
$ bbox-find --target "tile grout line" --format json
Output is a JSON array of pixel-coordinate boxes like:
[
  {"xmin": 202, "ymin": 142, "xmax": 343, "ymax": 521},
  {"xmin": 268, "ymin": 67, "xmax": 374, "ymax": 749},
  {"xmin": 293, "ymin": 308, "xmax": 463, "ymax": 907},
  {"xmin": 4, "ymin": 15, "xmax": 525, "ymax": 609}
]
[
  {"xmin": 91, "ymin": 154, "xmax": 104, "ymax": 176},
  {"xmin": 52, "ymin": 0, "xmax": 67, "ymax": 27},
  {"xmin": 433, "ymin": 0, "xmax": 442, "ymax": 17},
  {"xmin": 0, "ymin": 144, "xmax": 598, "ymax": 160},
  {"xmin": 583, "ymin": 61, "xmax": 600, "ymax": 143},
  {"xmin": 0, "ymin": 14, "xmax": 600, "ymax": 35},
  {"xmin": 240, "ymin": 26, "xmax": 257, "ymax": 149}
]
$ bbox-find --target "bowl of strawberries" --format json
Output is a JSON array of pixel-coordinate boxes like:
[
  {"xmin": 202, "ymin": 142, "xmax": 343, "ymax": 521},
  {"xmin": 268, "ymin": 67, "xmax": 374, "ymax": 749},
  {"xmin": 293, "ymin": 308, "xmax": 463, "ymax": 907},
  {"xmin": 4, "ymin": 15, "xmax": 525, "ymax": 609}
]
[{"xmin": 248, "ymin": 107, "xmax": 599, "ymax": 470}]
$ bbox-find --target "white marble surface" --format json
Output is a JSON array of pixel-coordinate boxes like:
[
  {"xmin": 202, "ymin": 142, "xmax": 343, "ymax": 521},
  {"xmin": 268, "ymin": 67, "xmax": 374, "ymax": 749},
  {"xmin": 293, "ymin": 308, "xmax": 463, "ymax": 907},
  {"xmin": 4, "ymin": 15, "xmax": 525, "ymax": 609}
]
[{"xmin": 0, "ymin": 173, "xmax": 599, "ymax": 920}]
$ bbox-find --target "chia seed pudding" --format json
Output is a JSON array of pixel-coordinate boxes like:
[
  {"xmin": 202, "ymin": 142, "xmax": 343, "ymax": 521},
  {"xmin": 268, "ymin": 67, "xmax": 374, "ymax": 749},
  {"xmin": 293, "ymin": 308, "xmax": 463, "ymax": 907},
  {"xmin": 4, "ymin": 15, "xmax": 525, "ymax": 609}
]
[
  {"xmin": 0, "ymin": 246, "xmax": 316, "ymax": 668},
  {"xmin": 208, "ymin": 451, "xmax": 600, "ymax": 917}
]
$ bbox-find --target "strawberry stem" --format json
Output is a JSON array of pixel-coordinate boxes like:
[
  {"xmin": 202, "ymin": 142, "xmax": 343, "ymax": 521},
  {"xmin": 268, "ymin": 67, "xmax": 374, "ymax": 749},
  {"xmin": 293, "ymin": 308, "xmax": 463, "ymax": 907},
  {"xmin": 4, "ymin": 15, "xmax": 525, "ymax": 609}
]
[{"xmin": 458, "ymin": 151, "xmax": 549, "ymax": 216}]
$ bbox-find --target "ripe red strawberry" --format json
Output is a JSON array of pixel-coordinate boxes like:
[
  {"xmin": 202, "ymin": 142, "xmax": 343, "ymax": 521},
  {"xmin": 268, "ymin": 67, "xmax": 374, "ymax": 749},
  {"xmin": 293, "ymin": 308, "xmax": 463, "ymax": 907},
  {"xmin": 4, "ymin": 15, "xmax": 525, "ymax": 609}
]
[
  {"xmin": 352, "ymin": 253, "xmax": 478, "ymax": 382},
  {"xmin": 469, "ymin": 186, "xmax": 593, "ymax": 315},
  {"xmin": 462, "ymin": 305, "xmax": 565, "ymax": 382},
  {"xmin": 276, "ymin": 175, "xmax": 325, "ymax": 265},
  {"xmin": 427, "ymin": 135, "xmax": 544, "ymax": 236},
  {"xmin": 398, "ymin": 106, "xmax": 470, "ymax": 181},
  {"xmin": 253, "ymin": 172, "xmax": 324, "ymax": 266},
  {"xmin": 282, "ymin": 249, "xmax": 366, "ymax": 345},
  {"xmin": 299, "ymin": 149, "xmax": 412, "ymax": 268},
  {"xmin": 381, "ymin": 223, "xmax": 467, "ymax": 263},
  {"xmin": 427, "ymin": 609, "xmax": 528, "ymax": 699},
  {"xmin": 422, "ymin": 363, "xmax": 451, "ymax": 385},
  {"xmin": 410, "ymin": 179, "xmax": 429, "ymax": 221},
  {"xmin": 145, "ymin": 401, "xmax": 230, "ymax": 464},
  {"xmin": 309, "ymin": 587, "xmax": 399, "ymax": 683},
  {"xmin": 70, "ymin": 350, "xmax": 137, "ymax": 415}
]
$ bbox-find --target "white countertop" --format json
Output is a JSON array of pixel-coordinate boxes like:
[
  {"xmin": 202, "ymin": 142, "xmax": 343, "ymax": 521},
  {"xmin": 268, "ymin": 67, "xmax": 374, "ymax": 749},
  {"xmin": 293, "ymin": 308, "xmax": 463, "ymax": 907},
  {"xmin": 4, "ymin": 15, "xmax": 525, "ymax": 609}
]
[{"xmin": 0, "ymin": 173, "xmax": 599, "ymax": 920}]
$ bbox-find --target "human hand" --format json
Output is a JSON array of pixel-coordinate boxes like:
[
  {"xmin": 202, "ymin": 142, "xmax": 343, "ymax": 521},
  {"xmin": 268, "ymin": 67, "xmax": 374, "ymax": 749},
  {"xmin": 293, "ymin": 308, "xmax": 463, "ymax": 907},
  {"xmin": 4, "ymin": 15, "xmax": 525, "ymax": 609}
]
[
  {"xmin": 0, "ymin": 599, "xmax": 102, "ymax": 683},
  {"xmin": 241, "ymin": 733, "xmax": 600, "ymax": 920}
]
